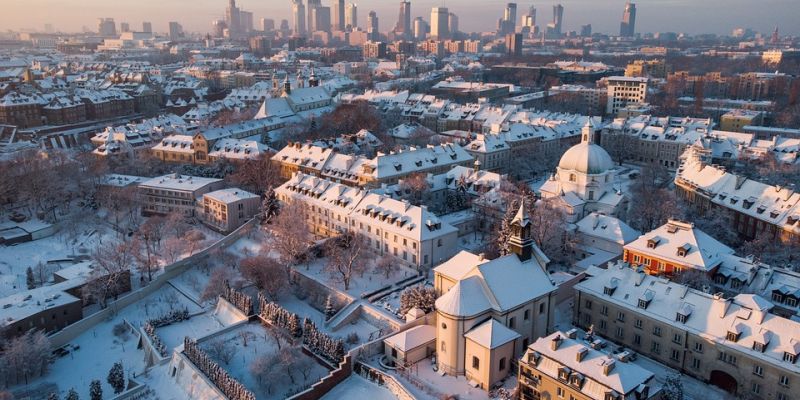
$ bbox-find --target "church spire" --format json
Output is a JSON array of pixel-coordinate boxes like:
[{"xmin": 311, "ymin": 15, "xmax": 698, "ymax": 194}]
[{"xmin": 508, "ymin": 198, "xmax": 534, "ymax": 262}]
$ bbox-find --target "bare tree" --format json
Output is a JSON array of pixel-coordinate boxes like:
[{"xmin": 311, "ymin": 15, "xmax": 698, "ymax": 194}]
[
  {"xmin": 250, "ymin": 353, "xmax": 283, "ymax": 395},
  {"xmin": 162, "ymin": 237, "xmax": 187, "ymax": 264},
  {"xmin": 184, "ymin": 229, "xmax": 207, "ymax": 255},
  {"xmin": 86, "ymin": 241, "xmax": 135, "ymax": 308},
  {"xmin": 206, "ymin": 339, "xmax": 235, "ymax": 365},
  {"xmin": 201, "ymin": 266, "xmax": 236, "ymax": 302},
  {"xmin": 227, "ymin": 153, "xmax": 282, "ymax": 195},
  {"xmin": 271, "ymin": 202, "xmax": 312, "ymax": 277},
  {"xmin": 324, "ymin": 233, "xmax": 368, "ymax": 291},
  {"xmin": 240, "ymin": 253, "xmax": 287, "ymax": 300},
  {"xmin": 374, "ymin": 254, "xmax": 396, "ymax": 279}
]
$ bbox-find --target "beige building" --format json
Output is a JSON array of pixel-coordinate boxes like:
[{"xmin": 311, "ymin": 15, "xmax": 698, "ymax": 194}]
[
  {"xmin": 199, "ymin": 188, "xmax": 260, "ymax": 233},
  {"xmin": 432, "ymin": 203, "xmax": 557, "ymax": 389},
  {"xmin": 605, "ymin": 77, "xmax": 648, "ymax": 116},
  {"xmin": 519, "ymin": 331, "xmax": 658, "ymax": 400},
  {"xmin": 276, "ymin": 173, "xmax": 459, "ymax": 269},
  {"xmin": 138, "ymin": 173, "xmax": 225, "ymax": 216},
  {"xmin": 574, "ymin": 264, "xmax": 800, "ymax": 399}
]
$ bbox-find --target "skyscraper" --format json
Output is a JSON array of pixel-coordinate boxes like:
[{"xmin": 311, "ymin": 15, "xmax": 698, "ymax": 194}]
[
  {"xmin": 240, "ymin": 10, "xmax": 254, "ymax": 33},
  {"xmin": 506, "ymin": 33, "xmax": 522, "ymax": 56},
  {"xmin": 261, "ymin": 18, "xmax": 275, "ymax": 32},
  {"xmin": 551, "ymin": 4, "xmax": 563, "ymax": 36},
  {"xmin": 142, "ymin": 21, "xmax": 152, "ymax": 33},
  {"xmin": 448, "ymin": 12, "xmax": 459, "ymax": 35},
  {"xmin": 120, "ymin": 22, "xmax": 130, "ymax": 33},
  {"xmin": 521, "ymin": 5, "xmax": 536, "ymax": 35},
  {"xmin": 226, "ymin": 0, "xmax": 240, "ymax": 37},
  {"xmin": 619, "ymin": 1, "xmax": 636, "ymax": 37},
  {"xmin": 307, "ymin": 0, "xmax": 321, "ymax": 36},
  {"xmin": 333, "ymin": 0, "xmax": 346, "ymax": 31},
  {"xmin": 413, "ymin": 17, "xmax": 429, "ymax": 41},
  {"xmin": 345, "ymin": 3, "xmax": 358, "ymax": 29},
  {"xmin": 395, "ymin": 1, "xmax": 412, "ymax": 37},
  {"xmin": 169, "ymin": 22, "xmax": 183, "ymax": 40},
  {"xmin": 501, "ymin": 3, "xmax": 517, "ymax": 34},
  {"xmin": 311, "ymin": 6, "xmax": 332, "ymax": 33},
  {"xmin": 367, "ymin": 10, "xmax": 379, "ymax": 41},
  {"xmin": 292, "ymin": 0, "xmax": 306, "ymax": 36},
  {"xmin": 97, "ymin": 18, "xmax": 116, "ymax": 37},
  {"xmin": 430, "ymin": 7, "xmax": 449, "ymax": 40}
]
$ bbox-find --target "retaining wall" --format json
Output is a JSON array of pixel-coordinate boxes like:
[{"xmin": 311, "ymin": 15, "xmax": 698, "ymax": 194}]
[{"xmin": 48, "ymin": 218, "xmax": 258, "ymax": 349}]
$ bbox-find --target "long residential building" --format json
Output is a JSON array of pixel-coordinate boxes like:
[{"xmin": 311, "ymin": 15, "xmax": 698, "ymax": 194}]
[
  {"xmin": 272, "ymin": 142, "xmax": 473, "ymax": 188},
  {"xmin": 675, "ymin": 146, "xmax": 800, "ymax": 242},
  {"xmin": 275, "ymin": 172, "xmax": 459, "ymax": 268},
  {"xmin": 574, "ymin": 264, "xmax": 800, "ymax": 400}
]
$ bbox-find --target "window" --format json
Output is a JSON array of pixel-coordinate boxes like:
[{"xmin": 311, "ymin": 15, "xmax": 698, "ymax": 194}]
[
  {"xmin": 670, "ymin": 349, "xmax": 681, "ymax": 361},
  {"xmin": 651, "ymin": 342, "xmax": 661, "ymax": 354},
  {"xmin": 499, "ymin": 357, "xmax": 506, "ymax": 371},
  {"xmin": 616, "ymin": 327, "xmax": 624, "ymax": 338},
  {"xmin": 634, "ymin": 319, "xmax": 642, "ymax": 329},
  {"xmin": 524, "ymin": 310, "xmax": 530, "ymax": 320},
  {"xmin": 691, "ymin": 358, "xmax": 701, "ymax": 369},
  {"xmin": 441, "ymin": 341, "xmax": 446, "ymax": 352},
  {"xmin": 753, "ymin": 365, "xmax": 763, "ymax": 377},
  {"xmin": 441, "ymin": 323, "xmax": 447, "ymax": 329},
  {"xmin": 600, "ymin": 305, "xmax": 608, "ymax": 316},
  {"xmin": 694, "ymin": 342, "xmax": 703, "ymax": 353},
  {"xmin": 617, "ymin": 311, "xmax": 625, "ymax": 322},
  {"xmin": 653, "ymin": 326, "xmax": 662, "ymax": 336},
  {"xmin": 585, "ymin": 300, "xmax": 592, "ymax": 310},
  {"xmin": 557, "ymin": 387, "xmax": 565, "ymax": 398},
  {"xmin": 472, "ymin": 356, "xmax": 480, "ymax": 370},
  {"xmin": 783, "ymin": 352, "xmax": 797, "ymax": 363},
  {"xmin": 633, "ymin": 334, "xmax": 641, "ymax": 346},
  {"xmin": 780, "ymin": 375, "xmax": 790, "ymax": 387},
  {"xmin": 673, "ymin": 334, "xmax": 682, "ymax": 345},
  {"xmin": 599, "ymin": 320, "xmax": 607, "ymax": 330},
  {"xmin": 777, "ymin": 393, "xmax": 789, "ymax": 400},
  {"xmin": 509, "ymin": 317, "xmax": 516, "ymax": 329},
  {"xmin": 751, "ymin": 383, "xmax": 761, "ymax": 395},
  {"xmin": 539, "ymin": 303, "xmax": 545, "ymax": 314}
]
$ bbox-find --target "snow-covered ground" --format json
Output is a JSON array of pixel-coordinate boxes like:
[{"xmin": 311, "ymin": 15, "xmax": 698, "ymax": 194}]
[
  {"xmin": 373, "ymin": 281, "xmax": 434, "ymax": 320},
  {"xmin": 295, "ymin": 255, "xmax": 419, "ymax": 299},
  {"xmin": 278, "ymin": 293, "xmax": 383, "ymax": 347},
  {"xmin": 199, "ymin": 322, "xmax": 329, "ymax": 399},
  {"xmin": 0, "ymin": 223, "xmax": 110, "ymax": 297},
  {"xmin": 320, "ymin": 375, "xmax": 399, "ymax": 400},
  {"xmin": 382, "ymin": 357, "xmax": 516, "ymax": 400}
]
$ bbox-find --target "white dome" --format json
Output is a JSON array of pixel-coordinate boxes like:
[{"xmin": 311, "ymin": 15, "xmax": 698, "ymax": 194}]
[{"xmin": 558, "ymin": 142, "xmax": 614, "ymax": 175}]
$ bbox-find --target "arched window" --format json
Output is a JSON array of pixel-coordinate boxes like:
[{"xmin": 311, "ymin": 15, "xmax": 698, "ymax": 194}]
[
  {"xmin": 441, "ymin": 341, "xmax": 446, "ymax": 352},
  {"xmin": 569, "ymin": 173, "xmax": 577, "ymax": 182}
]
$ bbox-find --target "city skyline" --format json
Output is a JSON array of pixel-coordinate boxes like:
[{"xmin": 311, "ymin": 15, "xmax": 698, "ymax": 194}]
[{"xmin": 1, "ymin": 0, "xmax": 799, "ymax": 36}]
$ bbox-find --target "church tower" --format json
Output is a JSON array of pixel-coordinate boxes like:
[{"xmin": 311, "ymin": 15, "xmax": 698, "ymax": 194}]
[
  {"xmin": 283, "ymin": 75, "xmax": 292, "ymax": 95},
  {"xmin": 508, "ymin": 200, "xmax": 534, "ymax": 262}
]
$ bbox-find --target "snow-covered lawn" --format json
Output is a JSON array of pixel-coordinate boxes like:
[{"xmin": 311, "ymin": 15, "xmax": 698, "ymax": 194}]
[
  {"xmin": 0, "ymin": 223, "xmax": 111, "ymax": 297},
  {"xmin": 156, "ymin": 313, "xmax": 227, "ymax": 350},
  {"xmin": 293, "ymin": 255, "xmax": 419, "ymax": 299},
  {"xmin": 199, "ymin": 323, "xmax": 329, "ymax": 399},
  {"xmin": 320, "ymin": 375, "xmax": 399, "ymax": 400}
]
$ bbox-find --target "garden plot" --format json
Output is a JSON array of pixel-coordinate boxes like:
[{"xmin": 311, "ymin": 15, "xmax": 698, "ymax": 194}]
[
  {"xmin": 278, "ymin": 293, "xmax": 383, "ymax": 347},
  {"xmin": 198, "ymin": 323, "xmax": 329, "ymax": 399},
  {"xmin": 14, "ymin": 284, "xmax": 200, "ymax": 399}
]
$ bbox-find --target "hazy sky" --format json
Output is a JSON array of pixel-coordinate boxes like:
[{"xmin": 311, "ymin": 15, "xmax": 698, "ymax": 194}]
[{"xmin": 2, "ymin": 0, "xmax": 798, "ymax": 36}]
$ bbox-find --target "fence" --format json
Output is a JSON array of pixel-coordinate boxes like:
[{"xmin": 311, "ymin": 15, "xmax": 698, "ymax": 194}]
[
  {"xmin": 48, "ymin": 218, "xmax": 258, "ymax": 349},
  {"xmin": 354, "ymin": 362, "xmax": 416, "ymax": 400}
]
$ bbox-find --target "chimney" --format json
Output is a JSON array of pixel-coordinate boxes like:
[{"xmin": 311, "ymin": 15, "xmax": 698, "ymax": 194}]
[
  {"xmin": 550, "ymin": 335, "xmax": 562, "ymax": 351},
  {"xmin": 712, "ymin": 293, "xmax": 731, "ymax": 318},
  {"xmin": 602, "ymin": 358, "xmax": 616, "ymax": 376},
  {"xmin": 576, "ymin": 347, "xmax": 588, "ymax": 362}
]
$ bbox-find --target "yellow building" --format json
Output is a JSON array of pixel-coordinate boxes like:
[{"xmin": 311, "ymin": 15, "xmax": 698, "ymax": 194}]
[{"xmin": 720, "ymin": 110, "xmax": 764, "ymax": 132}]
